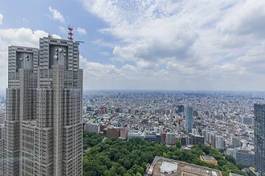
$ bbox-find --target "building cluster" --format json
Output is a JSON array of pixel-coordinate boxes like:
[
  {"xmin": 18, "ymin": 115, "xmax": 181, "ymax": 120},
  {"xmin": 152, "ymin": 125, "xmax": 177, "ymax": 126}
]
[{"xmin": 83, "ymin": 91, "xmax": 265, "ymax": 174}]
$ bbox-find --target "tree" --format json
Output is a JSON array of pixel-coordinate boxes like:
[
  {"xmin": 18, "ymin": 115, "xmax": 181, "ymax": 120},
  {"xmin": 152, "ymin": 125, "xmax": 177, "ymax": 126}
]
[{"xmin": 83, "ymin": 132, "xmax": 241, "ymax": 176}]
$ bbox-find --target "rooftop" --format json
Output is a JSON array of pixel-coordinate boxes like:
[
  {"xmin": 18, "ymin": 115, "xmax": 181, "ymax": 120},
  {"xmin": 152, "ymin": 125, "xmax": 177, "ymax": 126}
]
[
  {"xmin": 201, "ymin": 155, "xmax": 216, "ymax": 161},
  {"xmin": 147, "ymin": 156, "xmax": 222, "ymax": 176}
]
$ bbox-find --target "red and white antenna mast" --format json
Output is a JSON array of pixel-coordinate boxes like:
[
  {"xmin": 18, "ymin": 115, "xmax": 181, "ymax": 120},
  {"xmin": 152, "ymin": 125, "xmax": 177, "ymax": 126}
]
[{"xmin": 68, "ymin": 26, "xmax": 74, "ymax": 41}]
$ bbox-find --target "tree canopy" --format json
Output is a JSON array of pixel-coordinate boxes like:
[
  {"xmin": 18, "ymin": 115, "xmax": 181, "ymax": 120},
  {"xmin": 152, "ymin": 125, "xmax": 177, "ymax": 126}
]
[{"xmin": 83, "ymin": 133, "xmax": 243, "ymax": 176}]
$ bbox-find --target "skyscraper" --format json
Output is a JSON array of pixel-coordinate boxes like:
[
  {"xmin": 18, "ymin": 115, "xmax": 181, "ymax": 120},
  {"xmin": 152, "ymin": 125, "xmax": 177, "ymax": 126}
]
[
  {"xmin": 185, "ymin": 105, "xmax": 193, "ymax": 133},
  {"xmin": 4, "ymin": 36, "xmax": 83, "ymax": 176},
  {"xmin": 254, "ymin": 104, "xmax": 265, "ymax": 176},
  {"xmin": 0, "ymin": 124, "xmax": 4, "ymax": 176}
]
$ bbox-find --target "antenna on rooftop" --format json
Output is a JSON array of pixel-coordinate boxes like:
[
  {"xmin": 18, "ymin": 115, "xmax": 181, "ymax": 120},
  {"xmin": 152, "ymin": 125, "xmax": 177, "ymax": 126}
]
[
  {"xmin": 68, "ymin": 26, "xmax": 74, "ymax": 41},
  {"xmin": 67, "ymin": 25, "xmax": 85, "ymax": 44}
]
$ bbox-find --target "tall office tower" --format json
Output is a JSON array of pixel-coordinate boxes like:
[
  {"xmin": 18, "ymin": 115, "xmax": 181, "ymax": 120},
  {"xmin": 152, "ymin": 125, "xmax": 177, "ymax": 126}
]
[
  {"xmin": 254, "ymin": 104, "xmax": 265, "ymax": 176},
  {"xmin": 4, "ymin": 36, "xmax": 83, "ymax": 176},
  {"xmin": 5, "ymin": 46, "xmax": 39, "ymax": 176},
  {"xmin": 185, "ymin": 106, "xmax": 193, "ymax": 133},
  {"xmin": 0, "ymin": 124, "xmax": 4, "ymax": 176}
]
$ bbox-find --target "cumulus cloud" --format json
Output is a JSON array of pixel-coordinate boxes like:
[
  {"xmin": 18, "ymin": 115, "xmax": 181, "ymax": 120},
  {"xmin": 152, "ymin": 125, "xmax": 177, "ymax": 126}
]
[
  {"xmin": 1, "ymin": 1, "xmax": 265, "ymax": 91},
  {"xmin": 219, "ymin": 0, "xmax": 265, "ymax": 37},
  {"xmin": 48, "ymin": 6, "xmax": 65, "ymax": 23},
  {"xmin": 80, "ymin": 0, "xmax": 265, "ymax": 90},
  {"xmin": 0, "ymin": 14, "xmax": 3, "ymax": 25},
  {"xmin": 76, "ymin": 27, "xmax": 87, "ymax": 35}
]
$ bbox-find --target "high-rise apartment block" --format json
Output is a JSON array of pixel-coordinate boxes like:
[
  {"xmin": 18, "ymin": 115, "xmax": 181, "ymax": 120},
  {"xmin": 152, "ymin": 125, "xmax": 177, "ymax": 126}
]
[
  {"xmin": 254, "ymin": 104, "xmax": 265, "ymax": 176},
  {"xmin": 4, "ymin": 36, "xmax": 83, "ymax": 176},
  {"xmin": 185, "ymin": 105, "xmax": 193, "ymax": 133}
]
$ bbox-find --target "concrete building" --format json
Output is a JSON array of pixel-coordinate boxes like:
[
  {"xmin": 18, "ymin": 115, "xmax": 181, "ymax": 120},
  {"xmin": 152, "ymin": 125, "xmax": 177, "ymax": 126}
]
[
  {"xmin": 254, "ymin": 104, "xmax": 265, "ymax": 176},
  {"xmin": 4, "ymin": 36, "xmax": 83, "ymax": 176},
  {"xmin": 105, "ymin": 127, "xmax": 120, "ymax": 138},
  {"xmin": 0, "ymin": 112, "xmax": 5, "ymax": 124},
  {"xmin": 189, "ymin": 133, "xmax": 204, "ymax": 145},
  {"xmin": 234, "ymin": 149, "xmax": 254, "ymax": 167},
  {"xmin": 215, "ymin": 135, "xmax": 225, "ymax": 150},
  {"xmin": 84, "ymin": 122, "xmax": 100, "ymax": 134},
  {"xmin": 128, "ymin": 130, "xmax": 145, "ymax": 140},
  {"xmin": 0, "ymin": 124, "xmax": 4, "ymax": 176},
  {"xmin": 145, "ymin": 133, "xmax": 160, "ymax": 143},
  {"xmin": 200, "ymin": 155, "xmax": 218, "ymax": 166},
  {"xmin": 160, "ymin": 131, "xmax": 166, "ymax": 144},
  {"xmin": 165, "ymin": 133, "xmax": 176, "ymax": 145},
  {"xmin": 185, "ymin": 106, "xmax": 193, "ymax": 133},
  {"xmin": 203, "ymin": 130, "xmax": 225, "ymax": 150},
  {"xmin": 242, "ymin": 117, "xmax": 254, "ymax": 126},
  {"xmin": 119, "ymin": 127, "xmax": 128, "ymax": 139},
  {"xmin": 147, "ymin": 156, "xmax": 223, "ymax": 176},
  {"xmin": 232, "ymin": 137, "xmax": 242, "ymax": 148}
]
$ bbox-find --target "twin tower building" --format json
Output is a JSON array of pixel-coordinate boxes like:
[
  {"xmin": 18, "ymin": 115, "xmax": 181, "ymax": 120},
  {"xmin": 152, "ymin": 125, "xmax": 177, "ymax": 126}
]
[{"xmin": 4, "ymin": 36, "xmax": 83, "ymax": 176}]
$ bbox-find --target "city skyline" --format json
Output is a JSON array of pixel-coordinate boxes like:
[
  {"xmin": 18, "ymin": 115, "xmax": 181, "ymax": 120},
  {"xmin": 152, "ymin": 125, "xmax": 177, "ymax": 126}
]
[{"xmin": 1, "ymin": 0, "xmax": 265, "ymax": 91}]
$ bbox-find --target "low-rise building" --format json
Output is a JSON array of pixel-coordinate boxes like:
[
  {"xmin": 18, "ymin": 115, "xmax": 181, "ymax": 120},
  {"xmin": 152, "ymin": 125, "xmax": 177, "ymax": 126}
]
[
  {"xmin": 200, "ymin": 155, "xmax": 218, "ymax": 166},
  {"xmin": 84, "ymin": 122, "xmax": 100, "ymax": 134},
  {"xmin": 119, "ymin": 127, "xmax": 129, "ymax": 139},
  {"xmin": 106, "ymin": 127, "xmax": 121, "ymax": 138},
  {"xmin": 234, "ymin": 149, "xmax": 254, "ymax": 167},
  {"xmin": 165, "ymin": 133, "xmax": 176, "ymax": 145},
  {"xmin": 147, "ymin": 156, "xmax": 223, "ymax": 176},
  {"xmin": 189, "ymin": 133, "xmax": 204, "ymax": 145}
]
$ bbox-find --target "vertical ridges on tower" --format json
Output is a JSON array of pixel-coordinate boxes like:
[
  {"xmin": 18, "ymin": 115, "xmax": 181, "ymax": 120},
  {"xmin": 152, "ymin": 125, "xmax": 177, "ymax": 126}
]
[{"xmin": 4, "ymin": 36, "xmax": 83, "ymax": 176}]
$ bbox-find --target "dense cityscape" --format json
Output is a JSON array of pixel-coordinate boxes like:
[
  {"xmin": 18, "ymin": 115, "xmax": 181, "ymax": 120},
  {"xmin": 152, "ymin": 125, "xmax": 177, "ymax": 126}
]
[
  {"xmin": 1, "ymin": 88, "xmax": 265, "ymax": 175},
  {"xmin": 1, "ymin": 1, "xmax": 265, "ymax": 176},
  {"xmin": 82, "ymin": 91, "xmax": 262, "ymax": 169}
]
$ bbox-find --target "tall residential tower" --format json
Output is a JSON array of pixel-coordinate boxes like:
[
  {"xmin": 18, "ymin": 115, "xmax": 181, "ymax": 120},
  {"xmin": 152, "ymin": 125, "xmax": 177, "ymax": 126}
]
[
  {"xmin": 254, "ymin": 104, "xmax": 265, "ymax": 176},
  {"xmin": 4, "ymin": 36, "xmax": 83, "ymax": 176}
]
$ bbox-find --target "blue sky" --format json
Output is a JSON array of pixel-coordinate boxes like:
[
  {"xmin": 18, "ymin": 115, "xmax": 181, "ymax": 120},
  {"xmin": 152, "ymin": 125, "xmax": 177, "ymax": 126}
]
[
  {"xmin": 1, "ymin": 0, "xmax": 265, "ymax": 91},
  {"xmin": 0, "ymin": 0, "xmax": 114, "ymax": 64}
]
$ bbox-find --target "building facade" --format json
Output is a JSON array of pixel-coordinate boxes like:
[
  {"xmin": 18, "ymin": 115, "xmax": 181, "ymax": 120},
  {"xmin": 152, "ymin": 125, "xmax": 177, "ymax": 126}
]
[
  {"xmin": 185, "ymin": 106, "xmax": 193, "ymax": 133},
  {"xmin": 0, "ymin": 124, "xmax": 4, "ymax": 176},
  {"xmin": 234, "ymin": 149, "xmax": 255, "ymax": 167},
  {"xmin": 4, "ymin": 36, "xmax": 83, "ymax": 176},
  {"xmin": 254, "ymin": 104, "xmax": 265, "ymax": 176}
]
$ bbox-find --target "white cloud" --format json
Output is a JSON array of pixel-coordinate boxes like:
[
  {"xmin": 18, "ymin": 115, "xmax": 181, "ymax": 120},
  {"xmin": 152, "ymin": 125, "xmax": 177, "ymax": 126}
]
[
  {"xmin": 48, "ymin": 6, "xmax": 65, "ymax": 23},
  {"xmin": 0, "ymin": 14, "xmax": 3, "ymax": 25},
  {"xmin": 80, "ymin": 0, "xmax": 265, "ymax": 90},
  {"xmin": 76, "ymin": 27, "xmax": 87, "ymax": 35},
  {"xmin": 219, "ymin": 0, "xmax": 265, "ymax": 37}
]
